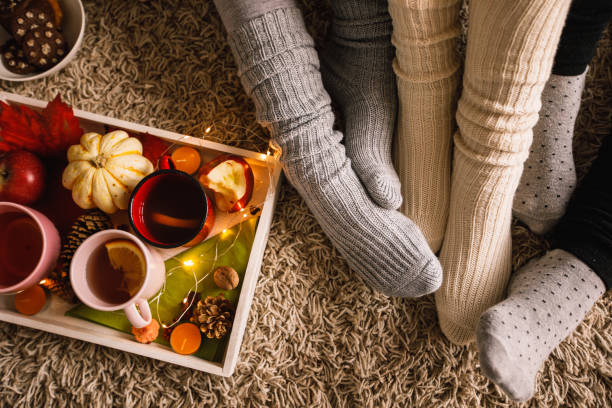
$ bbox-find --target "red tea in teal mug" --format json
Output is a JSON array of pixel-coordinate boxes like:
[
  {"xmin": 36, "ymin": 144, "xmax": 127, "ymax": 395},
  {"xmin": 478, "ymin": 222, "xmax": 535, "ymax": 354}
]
[
  {"xmin": 0, "ymin": 202, "xmax": 61, "ymax": 294},
  {"xmin": 128, "ymin": 167, "xmax": 215, "ymax": 248}
]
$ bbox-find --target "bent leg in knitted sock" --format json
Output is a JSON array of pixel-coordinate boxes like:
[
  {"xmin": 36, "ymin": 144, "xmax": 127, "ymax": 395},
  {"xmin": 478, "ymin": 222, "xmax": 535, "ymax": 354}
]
[
  {"xmin": 216, "ymin": 2, "xmax": 442, "ymax": 297},
  {"xmin": 388, "ymin": 0, "xmax": 460, "ymax": 252},
  {"xmin": 435, "ymin": 0, "xmax": 572, "ymax": 344},
  {"xmin": 320, "ymin": 0, "xmax": 402, "ymax": 210}
]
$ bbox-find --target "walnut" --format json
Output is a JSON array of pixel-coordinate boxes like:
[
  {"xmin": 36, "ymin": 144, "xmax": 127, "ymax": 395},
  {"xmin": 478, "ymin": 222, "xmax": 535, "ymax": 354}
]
[{"xmin": 213, "ymin": 266, "xmax": 239, "ymax": 290}]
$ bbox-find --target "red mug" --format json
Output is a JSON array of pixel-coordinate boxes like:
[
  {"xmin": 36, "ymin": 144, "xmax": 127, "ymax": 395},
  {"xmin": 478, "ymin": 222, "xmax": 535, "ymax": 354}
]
[{"xmin": 128, "ymin": 158, "xmax": 214, "ymax": 248}]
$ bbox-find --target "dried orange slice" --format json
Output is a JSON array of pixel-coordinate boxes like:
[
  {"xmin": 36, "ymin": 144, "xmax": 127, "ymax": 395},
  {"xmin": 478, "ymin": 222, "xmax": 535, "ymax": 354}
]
[
  {"xmin": 46, "ymin": 0, "xmax": 63, "ymax": 26},
  {"xmin": 151, "ymin": 213, "xmax": 200, "ymax": 229},
  {"xmin": 104, "ymin": 239, "xmax": 146, "ymax": 297}
]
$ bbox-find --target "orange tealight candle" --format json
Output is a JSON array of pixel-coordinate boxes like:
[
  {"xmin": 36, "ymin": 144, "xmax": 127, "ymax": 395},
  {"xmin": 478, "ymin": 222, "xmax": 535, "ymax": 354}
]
[
  {"xmin": 14, "ymin": 285, "xmax": 46, "ymax": 315},
  {"xmin": 170, "ymin": 322, "xmax": 202, "ymax": 355},
  {"xmin": 171, "ymin": 146, "xmax": 201, "ymax": 175}
]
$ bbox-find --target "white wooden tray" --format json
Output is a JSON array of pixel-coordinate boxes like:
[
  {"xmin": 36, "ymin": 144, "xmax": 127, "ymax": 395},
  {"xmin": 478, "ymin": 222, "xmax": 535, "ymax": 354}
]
[{"xmin": 0, "ymin": 92, "xmax": 282, "ymax": 376}]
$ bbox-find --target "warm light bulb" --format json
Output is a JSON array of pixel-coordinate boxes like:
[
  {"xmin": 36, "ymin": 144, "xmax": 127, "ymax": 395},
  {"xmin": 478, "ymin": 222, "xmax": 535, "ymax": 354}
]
[
  {"xmin": 183, "ymin": 259, "xmax": 195, "ymax": 267},
  {"xmin": 39, "ymin": 279, "xmax": 47, "ymax": 285},
  {"xmin": 222, "ymin": 229, "xmax": 227, "ymax": 234},
  {"xmin": 205, "ymin": 126, "xmax": 212, "ymax": 133},
  {"xmin": 243, "ymin": 214, "xmax": 248, "ymax": 218},
  {"xmin": 260, "ymin": 154, "xmax": 267, "ymax": 160},
  {"xmin": 182, "ymin": 297, "xmax": 188, "ymax": 304}
]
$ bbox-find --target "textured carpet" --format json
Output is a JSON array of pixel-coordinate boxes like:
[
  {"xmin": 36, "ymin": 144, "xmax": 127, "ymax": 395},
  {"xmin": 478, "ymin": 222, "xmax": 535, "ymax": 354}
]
[{"xmin": 0, "ymin": 1, "xmax": 610, "ymax": 407}]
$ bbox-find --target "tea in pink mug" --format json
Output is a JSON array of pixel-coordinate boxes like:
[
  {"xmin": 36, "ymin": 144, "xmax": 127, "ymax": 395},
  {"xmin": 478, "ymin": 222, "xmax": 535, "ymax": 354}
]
[
  {"xmin": 70, "ymin": 229, "xmax": 165, "ymax": 328},
  {"xmin": 0, "ymin": 202, "xmax": 61, "ymax": 294}
]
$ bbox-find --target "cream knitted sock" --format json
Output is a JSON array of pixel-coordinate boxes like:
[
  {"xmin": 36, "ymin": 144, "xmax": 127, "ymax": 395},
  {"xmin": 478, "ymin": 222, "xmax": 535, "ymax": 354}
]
[
  {"xmin": 388, "ymin": 0, "xmax": 460, "ymax": 252},
  {"xmin": 435, "ymin": 0, "xmax": 572, "ymax": 345}
]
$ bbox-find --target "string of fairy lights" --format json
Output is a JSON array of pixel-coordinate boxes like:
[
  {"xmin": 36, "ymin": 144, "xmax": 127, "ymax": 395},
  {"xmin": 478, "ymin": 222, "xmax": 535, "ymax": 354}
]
[
  {"xmin": 37, "ymin": 121, "xmax": 282, "ymax": 330},
  {"xmin": 144, "ymin": 122, "xmax": 280, "ymax": 329}
]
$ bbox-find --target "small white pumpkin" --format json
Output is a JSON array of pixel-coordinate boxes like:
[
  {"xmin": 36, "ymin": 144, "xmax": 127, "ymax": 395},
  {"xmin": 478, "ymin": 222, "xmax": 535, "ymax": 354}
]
[{"xmin": 62, "ymin": 130, "xmax": 154, "ymax": 214}]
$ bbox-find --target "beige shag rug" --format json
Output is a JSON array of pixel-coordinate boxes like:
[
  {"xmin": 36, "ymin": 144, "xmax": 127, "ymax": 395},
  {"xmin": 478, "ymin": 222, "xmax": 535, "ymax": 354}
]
[{"xmin": 1, "ymin": 1, "xmax": 610, "ymax": 407}]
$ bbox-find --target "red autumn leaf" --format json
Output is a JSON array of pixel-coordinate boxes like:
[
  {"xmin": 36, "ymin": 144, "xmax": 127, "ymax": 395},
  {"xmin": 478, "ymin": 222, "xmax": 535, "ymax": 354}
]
[
  {"xmin": 138, "ymin": 132, "xmax": 169, "ymax": 166},
  {"xmin": 0, "ymin": 102, "xmax": 47, "ymax": 153},
  {"xmin": 40, "ymin": 94, "xmax": 83, "ymax": 156}
]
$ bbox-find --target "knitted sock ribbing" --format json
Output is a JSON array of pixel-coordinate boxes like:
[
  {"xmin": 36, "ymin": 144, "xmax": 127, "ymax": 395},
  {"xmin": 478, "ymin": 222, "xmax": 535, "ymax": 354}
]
[
  {"xmin": 388, "ymin": 0, "xmax": 460, "ymax": 252},
  {"xmin": 226, "ymin": 7, "xmax": 443, "ymax": 297},
  {"xmin": 436, "ymin": 0, "xmax": 572, "ymax": 344},
  {"xmin": 320, "ymin": 0, "xmax": 403, "ymax": 210}
]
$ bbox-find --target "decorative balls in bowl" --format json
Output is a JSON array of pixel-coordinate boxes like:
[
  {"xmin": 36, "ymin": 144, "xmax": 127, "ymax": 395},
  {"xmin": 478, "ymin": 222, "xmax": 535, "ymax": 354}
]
[{"xmin": 0, "ymin": 0, "xmax": 85, "ymax": 81}]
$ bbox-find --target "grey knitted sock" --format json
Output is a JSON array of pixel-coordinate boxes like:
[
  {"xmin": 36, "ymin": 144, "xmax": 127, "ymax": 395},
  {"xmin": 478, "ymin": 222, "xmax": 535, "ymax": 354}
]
[
  {"xmin": 513, "ymin": 71, "xmax": 587, "ymax": 235},
  {"xmin": 224, "ymin": 6, "xmax": 442, "ymax": 297},
  {"xmin": 213, "ymin": 0, "xmax": 295, "ymax": 32},
  {"xmin": 320, "ymin": 0, "xmax": 402, "ymax": 210},
  {"xmin": 477, "ymin": 249, "xmax": 605, "ymax": 402}
]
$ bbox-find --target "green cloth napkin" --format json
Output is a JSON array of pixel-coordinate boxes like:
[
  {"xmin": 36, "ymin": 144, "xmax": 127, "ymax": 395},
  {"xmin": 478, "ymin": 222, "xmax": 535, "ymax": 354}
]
[{"xmin": 67, "ymin": 217, "xmax": 259, "ymax": 362}]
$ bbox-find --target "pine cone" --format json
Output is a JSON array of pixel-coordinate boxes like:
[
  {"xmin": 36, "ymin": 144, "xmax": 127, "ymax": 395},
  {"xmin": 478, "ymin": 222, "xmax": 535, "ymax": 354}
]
[
  {"xmin": 43, "ymin": 210, "xmax": 112, "ymax": 302},
  {"xmin": 191, "ymin": 294, "xmax": 235, "ymax": 339}
]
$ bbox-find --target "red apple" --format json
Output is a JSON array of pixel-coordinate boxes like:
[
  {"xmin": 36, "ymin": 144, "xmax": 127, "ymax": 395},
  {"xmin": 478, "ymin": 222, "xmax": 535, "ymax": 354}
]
[
  {"xmin": 198, "ymin": 154, "xmax": 254, "ymax": 212},
  {"xmin": 0, "ymin": 150, "xmax": 45, "ymax": 205}
]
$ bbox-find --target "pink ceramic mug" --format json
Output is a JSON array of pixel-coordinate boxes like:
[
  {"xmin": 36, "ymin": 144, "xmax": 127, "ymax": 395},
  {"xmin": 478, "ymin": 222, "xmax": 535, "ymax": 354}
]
[
  {"xmin": 70, "ymin": 229, "xmax": 165, "ymax": 328},
  {"xmin": 0, "ymin": 202, "xmax": 61, "ymax": 294}
]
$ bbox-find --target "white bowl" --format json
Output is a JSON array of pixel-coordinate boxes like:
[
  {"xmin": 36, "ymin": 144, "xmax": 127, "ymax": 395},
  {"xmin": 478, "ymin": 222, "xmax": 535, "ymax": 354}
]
[{"xmin": 0, "ymin": 0, "xmax": 85, "ymax": 81}]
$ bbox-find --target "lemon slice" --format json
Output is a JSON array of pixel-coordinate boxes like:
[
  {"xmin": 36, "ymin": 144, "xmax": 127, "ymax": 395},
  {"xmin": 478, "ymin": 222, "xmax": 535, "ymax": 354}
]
[{"xmin": 104, "ymin": 239, "xmax": 146, "ymax": 297}]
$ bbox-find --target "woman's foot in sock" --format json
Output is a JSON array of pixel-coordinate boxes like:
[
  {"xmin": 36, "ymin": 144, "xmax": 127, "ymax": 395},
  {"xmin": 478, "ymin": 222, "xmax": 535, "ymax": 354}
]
[
  {"xmin": 477, "ymin": 249, "xmax": 605, "ymax": 401},
  {"xmin": 320, "ymin": 0, "xmax": 402, "ymax": 210},
  {"xmin": 227, "ymin": 7, "xmax": 442, "ymax": 297},
  {"xmin": 513, "ymin": 71, "xmax": 586, "ymax": 235}
]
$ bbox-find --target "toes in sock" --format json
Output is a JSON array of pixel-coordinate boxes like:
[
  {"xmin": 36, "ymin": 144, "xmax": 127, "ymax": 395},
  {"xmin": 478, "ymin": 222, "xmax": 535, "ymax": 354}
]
[
  {"xmin": 477, "ymin": 249, "xmax": 605, "ymax": 401},
  {"xmin": 320, "ymin": 0, "xmax": 402, "ymax": 210},
  {"xmin": 228, "ymin": 7, "xmax": 442, "ymax": 297},
  {"xmin": 513, "ymin": 71, "xmax": 586, "ymax": 235}
]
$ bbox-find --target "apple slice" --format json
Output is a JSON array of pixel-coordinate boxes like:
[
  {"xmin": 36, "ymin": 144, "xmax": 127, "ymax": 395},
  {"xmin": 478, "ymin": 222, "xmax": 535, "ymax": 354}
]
[{"xmin": 198, "ymin": 155, "xmax": 254, "ymax": 212}]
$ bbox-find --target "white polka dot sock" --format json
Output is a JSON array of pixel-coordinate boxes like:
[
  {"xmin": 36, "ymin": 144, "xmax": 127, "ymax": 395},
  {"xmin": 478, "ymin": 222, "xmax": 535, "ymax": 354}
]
[
  {"xmin": 476, "ymin": 249, "xmax": 605, "ymax": 402},
  {"xmin": 513, "ymin": 71, "xmax": 587, "ymax": 235}
]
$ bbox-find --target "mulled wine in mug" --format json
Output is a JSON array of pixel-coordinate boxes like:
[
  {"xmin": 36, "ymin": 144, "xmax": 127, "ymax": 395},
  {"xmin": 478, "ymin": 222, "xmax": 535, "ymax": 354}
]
[{"xmin": 128, "ymin": 165, "xmax": 215, "ymax": 249}]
